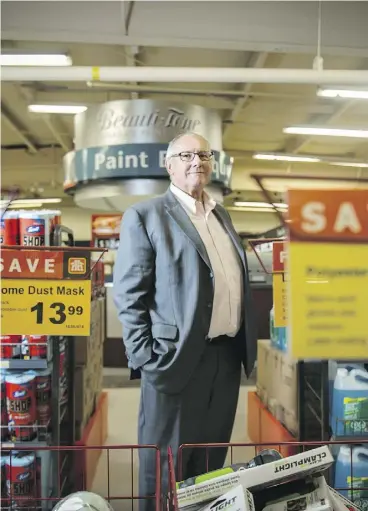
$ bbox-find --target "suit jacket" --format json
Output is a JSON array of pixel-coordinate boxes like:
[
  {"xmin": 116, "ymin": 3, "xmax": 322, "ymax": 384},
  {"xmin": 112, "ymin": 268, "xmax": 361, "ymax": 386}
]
[{"xmin": 113, "ymin": 188, "xmax": 257, "ymax": 394}]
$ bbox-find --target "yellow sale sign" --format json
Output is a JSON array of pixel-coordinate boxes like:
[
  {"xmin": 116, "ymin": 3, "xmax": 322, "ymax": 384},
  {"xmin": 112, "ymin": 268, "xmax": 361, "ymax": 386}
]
[
  {"xmin": 1, "ymin": 279, "xmax": 91, "ymax": 336},
  {"xmin": 288, "ymin": 189, "xmax": 368, "ymax": 359}
]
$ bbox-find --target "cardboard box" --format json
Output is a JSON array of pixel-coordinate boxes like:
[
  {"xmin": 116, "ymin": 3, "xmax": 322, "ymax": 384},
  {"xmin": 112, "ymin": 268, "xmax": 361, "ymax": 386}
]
[
  {"xmin": 278, "ymin": 353, "xmax": 298, "ymax": 415},
  {"xmin": 177, "ymin": 446, "xmax": 334, "ymax": 509},
  {"xmin": 283, "ymin": 409, "xmax": 298, "ymax": 437},
  {"xmin": 256, "ymin": 340, "xmax": 271, "ymax": 401},
  {"xmin": 268, "ymin": 348, "xmax": 282, "ymax": 404},
  {"xmin": 74, "ymin": 300, "xmax": 101, "ymax": 366}
]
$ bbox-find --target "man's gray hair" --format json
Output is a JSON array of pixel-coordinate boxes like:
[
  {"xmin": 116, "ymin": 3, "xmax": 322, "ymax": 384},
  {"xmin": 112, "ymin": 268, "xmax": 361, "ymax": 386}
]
[{"xmin": 166, "ymin": 132, "xmax": 211, "ymax": 159}]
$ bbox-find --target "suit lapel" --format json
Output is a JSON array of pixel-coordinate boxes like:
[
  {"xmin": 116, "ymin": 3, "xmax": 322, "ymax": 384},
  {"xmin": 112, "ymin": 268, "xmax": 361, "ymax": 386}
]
[
  {"xmin": 165, "ymin": 199, "xmax": 212, "ymax": 269},
  {"xmin": 164, "ymin": 189, "xmax": 245, "ymax": 271},
  {"xmin": 213, "ymin": 206, "xmax": 246, "ymax": 268}
]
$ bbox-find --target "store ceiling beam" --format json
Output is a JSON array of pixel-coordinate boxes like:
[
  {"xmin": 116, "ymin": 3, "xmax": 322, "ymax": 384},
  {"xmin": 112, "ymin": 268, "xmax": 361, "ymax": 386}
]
[
  {"xmin": 43, "ymin": 115, "xmax": 73, "ymax": 153},
  {"xmin": 2, "ymin": 1, "xmax": 368, "ymax": 57},
  {"xmin": 3, "ymin": 67, "xmax": 368, "ymax": 85},
  {"xmin": 223, "ymin": 52, "xmax": 268, "ymax": 141},
  {"xmin": 1, "ymin": 103, "xmax": 38, "ymax": 154},
  {"xmin": 286, "ymin": 100, "xmax": 355, "ymax": 154}
]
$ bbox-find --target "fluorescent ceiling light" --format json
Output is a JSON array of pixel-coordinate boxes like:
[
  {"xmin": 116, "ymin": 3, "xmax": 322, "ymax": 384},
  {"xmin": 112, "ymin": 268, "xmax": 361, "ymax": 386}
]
[
  {"xmin": 28, "ymin": 104, "xmax": 87, "ymax": 114},
  {"xmin": 1, "ymin": 53, "xmax": 72, "ymax": 67},
  {"xmin": 12, "ymin": 198, "xmax": 62, "ymax": 204},
  {"xmin": 283, "ymin": 126, "xmax": 368, "ymax": 138},
  {"xmin": 328, "ymin": 161, "xmax": 368, "ymax": 168},
  {"xmin": 0, "ymin": 198, "xmax": 62, "ymax": 208},
  {"xmin": 7, "ymin": 203, "xmax": 44, "ymax": 209},
  {"xmin": 318, "ymin": 88, "xmax": 368, "ymax": 99},
  {"xmin": 253, "ymin": 153, "xmax": 321, "ymax": 163},
  {"xmin": 233, "ymin": 201, "xmax": 288, "ymax": 209}
]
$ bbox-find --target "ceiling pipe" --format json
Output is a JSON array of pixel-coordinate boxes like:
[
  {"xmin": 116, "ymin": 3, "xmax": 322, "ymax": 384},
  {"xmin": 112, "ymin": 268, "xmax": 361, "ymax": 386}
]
[
  {"xmin": 2, "ymin": 67, "xmax": 368, "ymax": 85},
  {"xmin": 38, "ymin": 81, "xmax": 308, "ymax": 100}
]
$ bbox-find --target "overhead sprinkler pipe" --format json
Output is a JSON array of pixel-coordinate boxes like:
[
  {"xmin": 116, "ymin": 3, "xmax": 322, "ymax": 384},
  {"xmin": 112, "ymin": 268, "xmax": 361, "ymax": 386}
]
[{"xmin": 2, "ymin": 67, "xmax": 368, "ymax": 85}]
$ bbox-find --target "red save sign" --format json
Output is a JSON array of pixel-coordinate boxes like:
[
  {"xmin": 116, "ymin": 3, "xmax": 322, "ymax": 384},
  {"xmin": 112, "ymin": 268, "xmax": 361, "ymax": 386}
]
[{"xmin": 272, "ymin": 241, "xmax": 286, "ymax": 272}]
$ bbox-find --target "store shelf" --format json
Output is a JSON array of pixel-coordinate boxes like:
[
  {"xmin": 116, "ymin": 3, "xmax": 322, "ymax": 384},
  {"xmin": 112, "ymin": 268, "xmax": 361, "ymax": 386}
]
[
  {"xmin": 0, "ymin": 358, "xmax": 49, "ymax": 370},
  {"xmin": 1, "ymin": 439, "xmax": 49, "ymax": 449},
  {"xmin": 247, "ymin": 391, "xmax": 297, "ymax": 458}
]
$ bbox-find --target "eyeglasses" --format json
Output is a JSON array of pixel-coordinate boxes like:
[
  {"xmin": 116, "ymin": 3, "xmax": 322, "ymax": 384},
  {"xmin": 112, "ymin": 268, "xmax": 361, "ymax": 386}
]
[{"xmin": 170, "ymin": 151, "xmax": 214, "ymax": 162}]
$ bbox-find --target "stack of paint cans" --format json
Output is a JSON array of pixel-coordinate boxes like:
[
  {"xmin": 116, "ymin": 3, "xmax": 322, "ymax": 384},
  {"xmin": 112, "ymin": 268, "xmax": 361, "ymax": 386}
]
[
  {"xmin": 0, "ymin": 366, "xmax": 52, "ymax": 510},
  {"xmin": 0, "ymin": 209, "xmax": 61, "ymax": 247}
]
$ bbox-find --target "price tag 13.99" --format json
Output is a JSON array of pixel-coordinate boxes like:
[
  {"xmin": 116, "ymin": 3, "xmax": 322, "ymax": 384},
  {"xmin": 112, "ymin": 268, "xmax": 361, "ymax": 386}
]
[{"xmin": 1, "ymin": 279, "xmax": 91, "ymax": 336}]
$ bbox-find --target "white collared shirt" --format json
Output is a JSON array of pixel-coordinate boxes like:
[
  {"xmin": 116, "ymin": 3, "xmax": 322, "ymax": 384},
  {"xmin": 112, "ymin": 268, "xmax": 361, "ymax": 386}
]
[{"xmin": 170, "ymin": 183, "xmax": 243, "ymax": 338}]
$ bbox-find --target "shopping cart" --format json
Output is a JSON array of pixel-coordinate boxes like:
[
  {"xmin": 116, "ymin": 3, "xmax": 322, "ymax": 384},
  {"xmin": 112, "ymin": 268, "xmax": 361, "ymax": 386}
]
[
  {"xmin": 1, "ymin": 443, "xmax": 161, "ymax": 511},
  {"xmin": 167, "ymin": 440, "xmax": 368, "ymax": 511}
]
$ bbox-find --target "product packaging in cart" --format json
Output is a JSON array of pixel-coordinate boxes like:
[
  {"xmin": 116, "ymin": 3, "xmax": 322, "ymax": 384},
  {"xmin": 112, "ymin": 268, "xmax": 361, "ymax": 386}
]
[
  {"xmin": 258, "ymin": 476, "xmax": 333, "ymax": 511},
  {"xmin": 198, "ymin": 485, "xmax": 255, "ymax": 511},
  {"xmin": 176, "ymin": 446, "xmax": 334, "ymax": 509}
]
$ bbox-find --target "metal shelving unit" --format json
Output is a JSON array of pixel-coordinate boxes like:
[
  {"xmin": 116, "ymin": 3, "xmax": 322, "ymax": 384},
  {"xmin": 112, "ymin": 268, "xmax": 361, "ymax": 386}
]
[
  {"xmin": 298, "ymin": 361, "xmax": 330, "ymax": 443},
  {"xmin": 1, "ymin": 225, "xmax": 77, "ymax": 510},
  {"xmin": 298, "ymin": 360, "xmax": 368, "ymax": 443}
]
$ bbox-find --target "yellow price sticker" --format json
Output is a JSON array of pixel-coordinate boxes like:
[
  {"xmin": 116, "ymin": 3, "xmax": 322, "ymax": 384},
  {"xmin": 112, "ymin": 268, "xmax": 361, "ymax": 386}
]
[{"xmin": 1, "ymin": 279, "xmax": 91, "ymax": 336}]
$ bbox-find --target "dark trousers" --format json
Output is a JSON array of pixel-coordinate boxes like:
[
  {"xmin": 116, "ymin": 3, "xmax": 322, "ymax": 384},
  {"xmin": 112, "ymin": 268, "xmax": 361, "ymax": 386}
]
[{"xmin": 137, "ymin": 337, "xmax": 241, "ymax": 511}]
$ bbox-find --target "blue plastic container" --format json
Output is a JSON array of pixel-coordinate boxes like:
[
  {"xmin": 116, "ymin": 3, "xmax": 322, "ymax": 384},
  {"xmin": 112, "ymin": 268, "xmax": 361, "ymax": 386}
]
[
  {"xmin": 269, "ymin": 307, "xmax": 288, "ymax": 351},
  {"xmin": 334, "ymin": 445, "xmax": 368, "ymax": 507},
  {"xmin": 331, "ymin": 368, "xmax": 368, "ymax": 437},
  {"xmin": 328, "ymin": 363, "xmax": 366, "ymax": 420},
  {"xmin": 269, "ymin": 307, "xmax": 278, "ymax": 348}
]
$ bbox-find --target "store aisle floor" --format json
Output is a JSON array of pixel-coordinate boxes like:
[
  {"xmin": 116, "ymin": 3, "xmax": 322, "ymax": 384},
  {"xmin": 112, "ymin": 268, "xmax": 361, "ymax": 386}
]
[{"xmin": 92, "ymin": 384, "xmax": 256, "ymax": 511}]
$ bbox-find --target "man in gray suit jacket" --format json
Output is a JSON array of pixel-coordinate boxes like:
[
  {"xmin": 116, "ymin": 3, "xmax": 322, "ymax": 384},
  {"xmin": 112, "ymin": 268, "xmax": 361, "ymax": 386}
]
[{"xmin": 113, "ymin": 132, "xmax": 256, "ymax": 510}]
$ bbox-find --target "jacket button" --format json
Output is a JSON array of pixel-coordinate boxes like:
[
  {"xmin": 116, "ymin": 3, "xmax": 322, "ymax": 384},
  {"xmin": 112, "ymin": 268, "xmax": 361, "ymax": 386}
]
[
  {"xmin": 209, "ymin": 272, "xmax": 214, "ymax": 278},
  {"xmin": 208, "ymin": 302, "xmax": 212, "ymax": 308}
]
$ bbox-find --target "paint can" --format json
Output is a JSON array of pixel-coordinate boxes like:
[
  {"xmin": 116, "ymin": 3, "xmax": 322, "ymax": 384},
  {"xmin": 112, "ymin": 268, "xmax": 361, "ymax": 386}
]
[
  {"xmin": 28, "ymin": 335, "xmax": 48, "ymax": 359},
  {"xmin": 0, "ymin": 211, "xmax": 20, "ymax": 246},
  {"xmin": 6, "ymin": 373, "xmax": 37, "ymax": 441},
  {"xmin": 35, "ymin": 368, "xmax": 52, "ymax": 429},
  {"xmin": 19, "ymin": 211, "xmax": 51, "ymax": 247},
  {"xmin": 6, "ymin": 451, "xmax": 36, "ymax": 508}
]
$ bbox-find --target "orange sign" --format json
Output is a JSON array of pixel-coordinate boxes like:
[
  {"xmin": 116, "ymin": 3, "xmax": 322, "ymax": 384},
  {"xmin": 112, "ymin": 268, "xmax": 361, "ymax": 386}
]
[
  {"xmin": 0, "ymin": 250, "xmax": 64, "ymax": 279},
  {"xmin": 0, "ymin": 250, "xmax": 91, "ymax": 280},
  {"xmin": 272, "ymin": 241, "xmax": 286, "ymax": 272},
  {"xmin": 288, "ymin": 189, "xmax": 368, "ymax": 242}
]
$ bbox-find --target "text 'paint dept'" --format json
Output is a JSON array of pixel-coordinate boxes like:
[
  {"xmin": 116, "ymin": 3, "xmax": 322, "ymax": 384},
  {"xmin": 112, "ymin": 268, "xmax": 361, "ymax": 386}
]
[
  {"xmin": 93, "ymin": 150, "xmax": 229, "ymax": 181},
  {"xmin": 1, "ymin": 285, "xmax": 86, "ymax": 296}
]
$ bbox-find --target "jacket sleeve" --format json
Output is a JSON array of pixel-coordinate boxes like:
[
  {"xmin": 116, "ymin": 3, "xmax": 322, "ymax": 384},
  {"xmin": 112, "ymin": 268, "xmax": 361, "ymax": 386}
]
[{"xmin": 113, "ymin": 207, "xmax": 155, "ymax": 370}]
